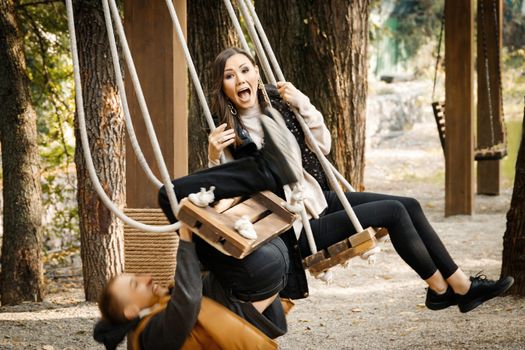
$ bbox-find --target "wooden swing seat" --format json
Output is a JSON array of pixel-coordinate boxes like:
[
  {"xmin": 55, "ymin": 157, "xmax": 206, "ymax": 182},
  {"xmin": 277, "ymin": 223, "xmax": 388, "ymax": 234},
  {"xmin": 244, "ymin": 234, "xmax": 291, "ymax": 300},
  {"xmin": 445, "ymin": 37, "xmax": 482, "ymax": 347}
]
[
  {"xmin": 432, "ymin": 101, "xmax": 446, "ymax": 151},
  {"xmin": 303, "ymin": 227, "xmax": 389, "ymax": 277},
  {"xmin": 177, "ymin": 191, "xmax": 297, "ymax": 259},
  {"xmin": 474, "ymin": 143, "xmax": 507, "ymax": 161},
  {"xmin": 432, "ymin": 101, "xmax": 507, "ymax": 161}
]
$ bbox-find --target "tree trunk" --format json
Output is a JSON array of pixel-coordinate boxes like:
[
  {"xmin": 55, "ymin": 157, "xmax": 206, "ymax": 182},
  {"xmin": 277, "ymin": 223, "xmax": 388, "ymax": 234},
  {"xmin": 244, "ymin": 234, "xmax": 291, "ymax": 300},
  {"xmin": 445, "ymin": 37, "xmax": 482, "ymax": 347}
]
[
  {"xmin": 501, "ymin": 101, "xmax": 525, "ymax": 296},
  {"xmin": 255, "ymin": 0, "xmax": 370, "ymax": 189},
  {"xmin": 0, "ymin": 0, "xmax": 44, "ymax": 305},
  {"xmin": 187, "ymin": 1, "xmax": 239, "ymax": 172},
  {"xmin": 74, "ymin": 0, "xmax": 125, "ymax": 301}
]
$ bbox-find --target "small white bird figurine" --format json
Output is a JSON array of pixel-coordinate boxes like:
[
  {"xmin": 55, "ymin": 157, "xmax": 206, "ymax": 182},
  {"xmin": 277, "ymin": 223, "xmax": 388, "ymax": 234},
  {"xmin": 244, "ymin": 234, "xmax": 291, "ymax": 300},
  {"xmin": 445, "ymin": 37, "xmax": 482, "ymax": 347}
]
[
  {"xmin": 188, "ymin": 186, "xmax": 216, "ymax": 207},
  {"xmin": 234, "ymin": 215, "xmax": 257, "ymax": 240}
]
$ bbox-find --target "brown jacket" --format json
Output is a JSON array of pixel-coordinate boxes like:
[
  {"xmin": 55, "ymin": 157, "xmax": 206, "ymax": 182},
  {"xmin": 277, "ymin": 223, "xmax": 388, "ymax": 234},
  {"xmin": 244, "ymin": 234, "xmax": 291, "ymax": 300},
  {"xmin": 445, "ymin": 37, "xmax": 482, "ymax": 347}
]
[{"xmin": 129, "ymin": 296, "xmax": 294, "ymax": 350}]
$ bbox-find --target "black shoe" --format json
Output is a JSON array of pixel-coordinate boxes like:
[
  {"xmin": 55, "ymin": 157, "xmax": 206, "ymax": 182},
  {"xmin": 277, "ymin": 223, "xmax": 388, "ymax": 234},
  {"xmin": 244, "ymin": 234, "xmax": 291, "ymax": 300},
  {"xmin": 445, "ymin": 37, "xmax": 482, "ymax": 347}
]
[
  {"xmin": 425, "ymin": 286, "xmax": 457, "ymax": 311},
  {"xmin": 457, "ymin": 274, "xmax": 514, "ymax": 313},
  {"xmin": 259, "ymin": 108, "xmax": 302, "ymax": 186}
]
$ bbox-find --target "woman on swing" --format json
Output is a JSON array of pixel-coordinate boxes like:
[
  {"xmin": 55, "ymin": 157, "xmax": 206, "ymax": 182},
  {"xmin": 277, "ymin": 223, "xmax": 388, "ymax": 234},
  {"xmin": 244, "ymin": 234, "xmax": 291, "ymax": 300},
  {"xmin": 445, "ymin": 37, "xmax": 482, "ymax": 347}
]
[{"xmin": 201, "ymin": 47, "xmax": 513, "ymax": 313}]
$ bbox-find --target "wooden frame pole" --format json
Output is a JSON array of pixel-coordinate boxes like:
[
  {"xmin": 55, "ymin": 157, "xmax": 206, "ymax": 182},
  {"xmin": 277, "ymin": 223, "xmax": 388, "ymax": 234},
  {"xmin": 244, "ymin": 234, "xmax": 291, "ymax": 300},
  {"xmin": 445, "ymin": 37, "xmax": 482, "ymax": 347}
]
[
  {"xmin": 124, "ymin": 0, "xmax": 188, "ymax": 208},
  {"xmin": 445, "ymin": 0, "xmax": 474, "ymax": 215}
]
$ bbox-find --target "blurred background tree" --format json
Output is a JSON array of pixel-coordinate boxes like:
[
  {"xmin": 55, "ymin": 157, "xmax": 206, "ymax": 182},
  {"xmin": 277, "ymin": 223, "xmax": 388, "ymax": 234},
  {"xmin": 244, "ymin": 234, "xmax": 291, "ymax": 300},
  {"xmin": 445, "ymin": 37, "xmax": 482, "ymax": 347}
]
[{"xmin": 16, "ymin": 1, "xmax": 78, "ymax": 255}]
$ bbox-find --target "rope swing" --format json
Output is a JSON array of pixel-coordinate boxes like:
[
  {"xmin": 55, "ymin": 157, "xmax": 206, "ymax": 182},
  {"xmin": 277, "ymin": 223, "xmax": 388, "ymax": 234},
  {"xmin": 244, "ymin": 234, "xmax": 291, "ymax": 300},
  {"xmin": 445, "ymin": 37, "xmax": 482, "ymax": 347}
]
[
  {"xmin": 431, "ymin": 1, "xmax": 507, "ymax": 161},
  {"xmin": 65, "ymin": 0, "xmax": 379, "ymax": 271}
]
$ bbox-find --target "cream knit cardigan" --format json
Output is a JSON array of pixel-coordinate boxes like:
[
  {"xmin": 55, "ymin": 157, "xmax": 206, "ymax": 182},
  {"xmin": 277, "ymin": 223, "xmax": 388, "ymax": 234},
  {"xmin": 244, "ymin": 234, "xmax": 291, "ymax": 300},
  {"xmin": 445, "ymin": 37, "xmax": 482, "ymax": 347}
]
[{"xmin": 209, "ymin": 95, "xmax": 332, "ymax": 235}]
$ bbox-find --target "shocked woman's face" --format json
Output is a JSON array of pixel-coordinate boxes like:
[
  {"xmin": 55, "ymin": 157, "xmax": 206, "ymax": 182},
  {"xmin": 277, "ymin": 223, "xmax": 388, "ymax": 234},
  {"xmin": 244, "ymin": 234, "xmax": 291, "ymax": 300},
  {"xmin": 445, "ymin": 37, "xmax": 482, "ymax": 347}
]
[{"xmin": 222, "ymin": 53, "xmax": 260, "ymax": 111}]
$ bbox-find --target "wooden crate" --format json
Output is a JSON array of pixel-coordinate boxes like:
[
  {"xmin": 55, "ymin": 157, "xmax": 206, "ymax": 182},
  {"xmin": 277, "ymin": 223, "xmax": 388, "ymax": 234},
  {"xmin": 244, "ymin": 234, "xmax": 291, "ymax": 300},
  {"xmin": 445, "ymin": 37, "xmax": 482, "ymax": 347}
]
[{"xmin": 177, "ymin": 191, "xmax": 296, "ymax": 259}]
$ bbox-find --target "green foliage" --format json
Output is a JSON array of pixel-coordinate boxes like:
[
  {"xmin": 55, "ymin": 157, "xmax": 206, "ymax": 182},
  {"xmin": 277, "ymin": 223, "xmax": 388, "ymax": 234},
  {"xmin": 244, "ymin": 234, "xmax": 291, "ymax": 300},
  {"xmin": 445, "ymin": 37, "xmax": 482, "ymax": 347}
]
[
  {"xmin": 15, "ymin": 0, "xmax": 78, "ymax": 251},
  {"xmin": 503, "ymin": 0, "xmax": 525, "ymax": 50},
  {"xmin": 388, "ymin": 0, "xmax": 443, "ymax": 60},
  {"xmin": 369, "ymin": 0, "xmax": 444, "ymax": 77}
]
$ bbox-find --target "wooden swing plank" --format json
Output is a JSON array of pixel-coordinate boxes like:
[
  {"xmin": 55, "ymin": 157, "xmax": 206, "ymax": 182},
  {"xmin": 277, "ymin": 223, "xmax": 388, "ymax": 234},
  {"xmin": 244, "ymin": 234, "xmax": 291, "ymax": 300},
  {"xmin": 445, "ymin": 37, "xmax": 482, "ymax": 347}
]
[
  {"xmin": 253, "ymin": 191, "xmax": 296, "ymax": 222},
  {"xmin": 326, "ymin": 239, "xmax": 350, "ymax": 257},
  {"xmin": 213, "ymin": 197, "xmax": 243, "ymax": 213},
  {"xmin": 375, "ymin": 227, "xmax": 389, "ymax": 240},
  {"xmin": 348, "ymin": 227, "xmax": 376, "ymax": 247},
  {"xmin": 306, "ymin": 239, "xmax": 377, "ymax": 276},
  {"xmin": 303, "ymin": 226, "xmax": 383, "ymax": 276},
  {"xmin": 223, "ymin": 212, "xmax": 294, "ymax": 258},
  {"xmin": 177, "ymin": 195, "xmax": 295, "ymax": 259},
  {"xmin": 303, "ymin": 250, "xmax": 327, "ymax": 268},
  {"xmin": 222, "ymin": 197, "xmax": 269, "ymax": 222}
]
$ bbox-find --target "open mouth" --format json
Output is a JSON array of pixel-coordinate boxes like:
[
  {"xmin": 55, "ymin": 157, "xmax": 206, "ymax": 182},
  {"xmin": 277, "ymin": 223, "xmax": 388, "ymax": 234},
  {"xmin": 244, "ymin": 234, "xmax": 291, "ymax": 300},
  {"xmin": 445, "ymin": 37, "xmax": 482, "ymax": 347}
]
[{"xmin": 237, "ymin": 87, "xmax": 251, "ymax": 102}]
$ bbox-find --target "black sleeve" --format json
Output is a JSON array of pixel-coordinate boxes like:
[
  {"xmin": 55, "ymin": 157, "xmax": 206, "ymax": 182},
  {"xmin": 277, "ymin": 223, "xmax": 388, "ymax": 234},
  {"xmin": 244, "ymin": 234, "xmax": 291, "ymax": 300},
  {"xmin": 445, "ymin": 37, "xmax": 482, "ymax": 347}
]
[{"xmin": 140, "ymin": 240, "xmax": 202, "ymax": 349}]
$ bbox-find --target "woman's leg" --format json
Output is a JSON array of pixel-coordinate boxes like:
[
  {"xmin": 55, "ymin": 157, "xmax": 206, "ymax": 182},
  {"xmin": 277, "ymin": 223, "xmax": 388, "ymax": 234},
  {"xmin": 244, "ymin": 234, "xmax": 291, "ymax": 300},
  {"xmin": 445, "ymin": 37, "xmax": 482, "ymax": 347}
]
[
  {"xmin": 301, "ymin": 191, "xmax": 514, "ymax": 313},
  {"xmin": 158, "ymin": 156, "xmax": 281, "ymax": 223},
  {"xmin": 300, "ymin": 197, "xmax": 440, "ymax": 281},
  {"xmin": 326, "ymin": 191, "xmax": 476, "ymax": 294},
  {"xmin": 323, "ymin": 191, "xmax": 459, "ymax": 279},
  {"xmin": 197, "ymin": 235, "xmax": 289, "ymax": 302}
]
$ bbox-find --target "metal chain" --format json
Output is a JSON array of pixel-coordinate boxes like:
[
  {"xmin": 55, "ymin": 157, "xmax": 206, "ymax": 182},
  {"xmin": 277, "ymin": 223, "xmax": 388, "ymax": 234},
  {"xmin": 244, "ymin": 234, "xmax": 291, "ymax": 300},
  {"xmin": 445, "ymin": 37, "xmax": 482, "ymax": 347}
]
[
  {"xmin": 479, "ymin": 0, "xmax": 496, "ymax": 148},
  {"xmin": 432, "ymin": 11, "xmax": 445, "ymax": 102},
  {"xmin": 492, "ymin": 0, "xmax": 507, "ymax": 148}
]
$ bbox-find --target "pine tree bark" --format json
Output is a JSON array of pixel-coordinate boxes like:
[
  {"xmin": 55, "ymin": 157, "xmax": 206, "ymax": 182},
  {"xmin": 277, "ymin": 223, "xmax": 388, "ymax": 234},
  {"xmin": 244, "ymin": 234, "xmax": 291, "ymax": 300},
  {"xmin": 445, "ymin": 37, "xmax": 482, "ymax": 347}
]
[
  {"xmin": 255, "ymin": 0, "xmax": 370, "ymax": 189},
  {"xmin": 73, "ymin": 0, "xmax": 125, "ymax": 301},
  {"xmin": 0, "ymin": 0, "xmax": 44, "ymax": 305},
  {"xmin": 187, "ymin": 1, "xmax": 239, "ymax": 172},
  {"xmin": 501, "ymin": 103, "xmax": 525, "ymax": 295}
]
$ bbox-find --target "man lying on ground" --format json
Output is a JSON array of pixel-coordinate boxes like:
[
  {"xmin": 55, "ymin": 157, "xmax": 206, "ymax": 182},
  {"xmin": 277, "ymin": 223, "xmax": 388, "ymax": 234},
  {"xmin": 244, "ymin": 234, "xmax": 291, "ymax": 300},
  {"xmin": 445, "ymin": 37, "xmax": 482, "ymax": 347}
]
[{"xmin": 93, "ymin": 225, "xmax": 291, "ymax": 350}]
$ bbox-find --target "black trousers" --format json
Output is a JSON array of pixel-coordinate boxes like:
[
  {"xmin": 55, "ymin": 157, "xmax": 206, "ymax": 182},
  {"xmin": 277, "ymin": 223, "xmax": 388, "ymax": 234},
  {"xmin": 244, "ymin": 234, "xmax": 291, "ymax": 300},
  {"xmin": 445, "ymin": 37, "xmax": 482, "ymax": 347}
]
[
  {"xmin": 159, "ymin": 157, "xmax": 459, "ymax": 299},
  {"xmin": 300, "ymin": 191, "xmax": 458, "ymax": 280},
  {"xmin": 159, "ymin": 156, "xmax": 289, "ymax": 302}
]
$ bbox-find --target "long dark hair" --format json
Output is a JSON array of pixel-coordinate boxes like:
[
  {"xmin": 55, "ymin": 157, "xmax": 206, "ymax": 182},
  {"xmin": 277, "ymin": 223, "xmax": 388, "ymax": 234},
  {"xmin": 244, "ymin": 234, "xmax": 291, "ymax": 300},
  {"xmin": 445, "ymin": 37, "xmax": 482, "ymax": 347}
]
[{"xmin": 210, "ymin": 47, "xmax": 268, "ymax": 145}]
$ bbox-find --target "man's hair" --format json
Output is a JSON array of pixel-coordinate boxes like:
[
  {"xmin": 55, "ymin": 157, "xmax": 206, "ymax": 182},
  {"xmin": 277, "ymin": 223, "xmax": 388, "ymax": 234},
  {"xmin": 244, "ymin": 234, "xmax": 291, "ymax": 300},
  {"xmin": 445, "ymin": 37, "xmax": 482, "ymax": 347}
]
[{"xmin": 98, "ymin": 276, "xmax": 127, "ymax": 324}]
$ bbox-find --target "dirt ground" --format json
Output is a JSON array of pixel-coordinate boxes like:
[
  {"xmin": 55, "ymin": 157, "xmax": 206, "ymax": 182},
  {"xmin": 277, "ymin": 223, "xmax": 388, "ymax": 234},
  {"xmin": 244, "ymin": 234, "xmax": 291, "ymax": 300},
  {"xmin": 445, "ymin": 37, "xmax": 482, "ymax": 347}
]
[{"xmin": 1, "ymin": 120, "xmax": 524, "ymax": 350}]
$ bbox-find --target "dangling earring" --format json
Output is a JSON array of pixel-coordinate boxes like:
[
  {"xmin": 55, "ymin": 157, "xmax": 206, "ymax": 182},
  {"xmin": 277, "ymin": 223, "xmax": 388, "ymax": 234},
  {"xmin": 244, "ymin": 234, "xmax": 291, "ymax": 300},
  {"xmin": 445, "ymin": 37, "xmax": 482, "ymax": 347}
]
[
  {"xmin": 258, "ymin": 79, "xmax": 271, "ymax": 105},
  {"xmin": 227, "ymin": 101, "xmax": 237, "ymax": 116}
]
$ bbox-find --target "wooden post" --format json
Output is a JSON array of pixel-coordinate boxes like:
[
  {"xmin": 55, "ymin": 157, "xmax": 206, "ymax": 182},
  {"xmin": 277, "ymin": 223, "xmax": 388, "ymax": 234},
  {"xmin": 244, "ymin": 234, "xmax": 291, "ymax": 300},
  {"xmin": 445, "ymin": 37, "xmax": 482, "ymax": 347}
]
[
  {"xmin": 477, "ymin": 0, "xmax": 503, "ymax": 195},
  {"xmin": 124, "ymin": 0, "xmax": 188, "ymax": 208},
  {"xmin": 445, "ymin": 0, "xmax": 474, "ymax": 215}
]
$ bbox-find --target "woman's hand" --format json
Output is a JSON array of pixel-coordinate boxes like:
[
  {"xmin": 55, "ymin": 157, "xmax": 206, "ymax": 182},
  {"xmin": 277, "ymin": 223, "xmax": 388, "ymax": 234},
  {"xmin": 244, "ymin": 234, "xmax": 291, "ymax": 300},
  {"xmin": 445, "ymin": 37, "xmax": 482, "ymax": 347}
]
[
  {"xmin": 208, "ymin": 123, "xmax": 236, "ymax": 163},
  {"xmin": 276, "ymin": 81, "xmax": 309, "ymax": 110}
]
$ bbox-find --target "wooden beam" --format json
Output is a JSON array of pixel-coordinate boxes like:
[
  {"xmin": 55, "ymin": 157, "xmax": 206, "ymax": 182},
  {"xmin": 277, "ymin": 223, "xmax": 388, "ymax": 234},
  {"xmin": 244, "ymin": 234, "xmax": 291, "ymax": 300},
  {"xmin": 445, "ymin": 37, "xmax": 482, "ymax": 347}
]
[
  {"xmin": 476, "ymin": 0, "xmax": 503, "ymax": 195},
  {"xmin": 124, "ymin": 0, "xmax": 188, "ymax": 208},
  {"xmin": 445, "ymin": 0, "xmax": 474, "ymax": 215}
]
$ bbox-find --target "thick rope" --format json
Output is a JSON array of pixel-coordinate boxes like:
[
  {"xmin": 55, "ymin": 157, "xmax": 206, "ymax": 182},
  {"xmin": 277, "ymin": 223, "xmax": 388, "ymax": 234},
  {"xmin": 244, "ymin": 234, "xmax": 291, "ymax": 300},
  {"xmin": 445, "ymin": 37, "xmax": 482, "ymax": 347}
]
[
  {"xmin": 222, "ymin": 0, "xmax": 251, "ymax": 53},
  {"xmin": 236, "ymin": 0, "xmax": 277, "ymax": 85},
  {"xmin": 65, "ymin": 0, "xmax": 180, "ymax": 233},
  {"xmin": 232, "ymin": 0, "xmax": 318, "ymax": 252},
  {"xmin": 163, "ymin": 0, "xmax": 215, "ymax": 132},
  {"xmin": 164, "ymin": 0, "xmax": 226, "ymax": 164},
  {"xmin": 243, "ymin": 0, "xmax": 285, "ymax": 82},
  {"xmin": 106, "ymin": 0, "xmax": 180, "ymax": 217},
  {"xmin": 239, "ymin": 0, "xmax": 365, "ymax": 233}
]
